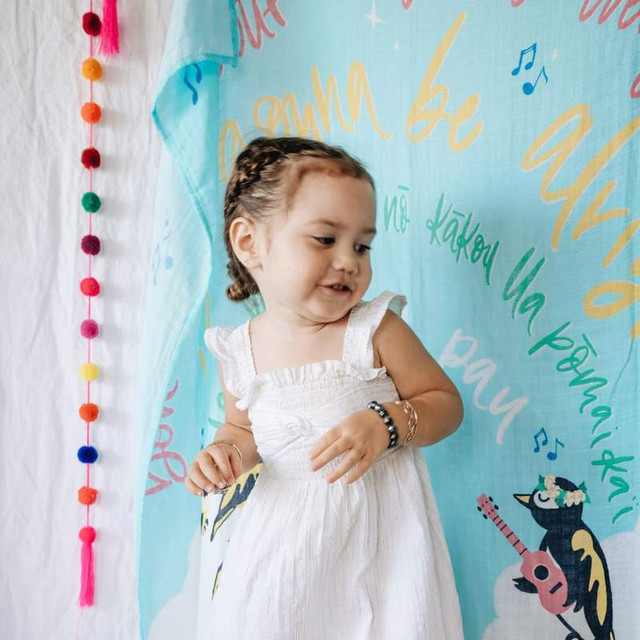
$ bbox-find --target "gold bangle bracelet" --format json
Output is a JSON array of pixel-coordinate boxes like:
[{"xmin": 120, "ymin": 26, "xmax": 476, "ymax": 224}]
[
  {"xmin": 209, "ymin": 439, "xmax": 243, "ymax": 463},
  {"xmin": 394, "ymin": 399, "xmax": 419, "ymax": 445}
]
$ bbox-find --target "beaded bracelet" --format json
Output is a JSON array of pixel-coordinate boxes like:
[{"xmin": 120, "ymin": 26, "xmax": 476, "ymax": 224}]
[{"xmin": 367, "ymin": 400, "xmax": 399, "ymax": 449}]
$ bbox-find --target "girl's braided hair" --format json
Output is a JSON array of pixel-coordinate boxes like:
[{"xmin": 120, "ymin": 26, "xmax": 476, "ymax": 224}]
[{"xmin": 223, "ymin": 135, "xmax": 376, "ymax": 301}]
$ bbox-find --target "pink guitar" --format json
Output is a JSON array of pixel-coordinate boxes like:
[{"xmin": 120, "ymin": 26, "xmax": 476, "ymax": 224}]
[{"xmin": 476, "ymin": 493, "xmax": 571, "ymax": 615}]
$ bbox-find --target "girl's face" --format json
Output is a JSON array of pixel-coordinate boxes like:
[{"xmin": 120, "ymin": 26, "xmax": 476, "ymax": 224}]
[{"xmin": 254, "ymin": 171, "xmax": 377, "ymax": 324}]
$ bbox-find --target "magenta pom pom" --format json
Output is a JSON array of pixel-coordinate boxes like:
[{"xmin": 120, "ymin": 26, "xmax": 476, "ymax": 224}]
[
  {"xmin": 80, "ymin": 319, "xmax": 99, "ymax": 338},
  {"xmin": 81, "ymin": 235, "xmax": 101, "ymax": 255}
]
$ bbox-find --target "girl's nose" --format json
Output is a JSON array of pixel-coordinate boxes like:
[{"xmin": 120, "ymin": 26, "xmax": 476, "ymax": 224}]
[{"xmin": 332, "ymin": 249, "xmax": 358, "ymax": 274}]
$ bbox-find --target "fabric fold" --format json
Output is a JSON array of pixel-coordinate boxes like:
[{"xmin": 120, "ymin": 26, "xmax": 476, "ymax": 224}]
[{"xmin": 136, "ymin": 2, "xmax": 239, "ymax": 639}]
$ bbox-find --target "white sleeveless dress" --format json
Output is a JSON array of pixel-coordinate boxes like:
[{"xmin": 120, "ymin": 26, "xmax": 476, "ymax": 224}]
[{"xmin": 200, "ymin": 290, "xmax": 464, "ymax": 640}]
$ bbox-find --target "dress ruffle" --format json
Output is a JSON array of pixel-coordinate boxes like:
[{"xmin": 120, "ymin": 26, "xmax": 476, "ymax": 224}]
[
  {"xmin": 235, "ymin": 360, "xmax": 389, "ymax": 410},
  {"xmin": 204, "ymin": 325, "xmax": 246, "ymax": 400}
]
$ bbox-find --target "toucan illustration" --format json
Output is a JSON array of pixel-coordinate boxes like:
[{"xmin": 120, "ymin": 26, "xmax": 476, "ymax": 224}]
[{"xmin": 513, "ymin": 475, "xmax": 615, "ymax": 640}]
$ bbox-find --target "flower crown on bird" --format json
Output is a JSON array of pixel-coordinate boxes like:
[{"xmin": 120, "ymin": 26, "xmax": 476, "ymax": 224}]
[{"xmin": 536, "ymin": 475, "xmax": 590, "ymax": 508}]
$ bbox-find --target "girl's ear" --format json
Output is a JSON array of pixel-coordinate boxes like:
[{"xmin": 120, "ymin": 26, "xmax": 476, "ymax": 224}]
[{"xmin": 229, "ymin": 216, "xmax": 263, "ymax": 270}]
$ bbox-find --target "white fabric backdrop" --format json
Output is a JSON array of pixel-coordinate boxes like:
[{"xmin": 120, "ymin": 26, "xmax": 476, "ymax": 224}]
[{"xmin": 1, "ymin": 2, "xmax": 170, "ymax": 638}]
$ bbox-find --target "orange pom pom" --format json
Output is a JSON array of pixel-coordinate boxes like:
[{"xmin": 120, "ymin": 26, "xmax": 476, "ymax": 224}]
[
  {"xmin": 81, "ymin": 102, "xmax": 102, "ymax": 124},
  {"xmin": 78, "ymin": 486, "xmax": 98, "ymax": 505},
  {"xmin": 79, "ymin": 403, "xmax": 99, "ymax": 422},
  {"xmin": 82, "ymin": 58, "xmax": 102, "ymax": 80}
]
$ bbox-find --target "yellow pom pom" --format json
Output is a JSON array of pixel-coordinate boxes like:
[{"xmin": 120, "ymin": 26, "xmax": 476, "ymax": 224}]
[
  {"xmin": 82, "ymin": 58, "xmax": 103, "ymax": 81},
  {"xmin": 79, "ymin": 362, "xmax": 100, "ymax": 381}
]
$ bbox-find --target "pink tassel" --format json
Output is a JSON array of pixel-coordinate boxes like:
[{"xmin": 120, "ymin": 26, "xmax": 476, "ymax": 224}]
[
  {"xmin": 78, "ymin": 526, "xmax": 96, "ymax": 607},
  {"xmin": 99, "ymin": 0, "xmax": 119, "ymax": 57}
]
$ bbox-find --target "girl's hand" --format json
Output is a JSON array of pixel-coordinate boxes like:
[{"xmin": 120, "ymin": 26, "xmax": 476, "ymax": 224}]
[
  {"xmin": 185, "ymin": 442, "xmax": 242, "ymax": 496},
  {"xmin": 308, "ymin": 409, "xmax": 390, "ymax": 485}
]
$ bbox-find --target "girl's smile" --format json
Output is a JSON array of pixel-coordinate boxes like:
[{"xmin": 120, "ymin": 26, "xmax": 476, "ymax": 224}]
[{"xmin": 319, "ymin": 283, "xmax": 353, "ymax": 297}]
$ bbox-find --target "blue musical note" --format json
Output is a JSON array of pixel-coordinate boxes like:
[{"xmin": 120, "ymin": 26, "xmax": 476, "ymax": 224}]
[
  {"xmin": 546, "ymin": 438, "xmax": 565, "ymax": 461},
  {"xmin": 533, "ymin": 427, "xmax": 548, "ymax": 453},
  {"xmin": 512, "ymin": 43, "xmax": 537, "ymax": 76},
  {"xmin": 533, "ymin": 427, "xmax": 564, "ymax": 461},
  {"xmin": 523, "ymin": 66, "xmax": 548, "ymax": 95}
]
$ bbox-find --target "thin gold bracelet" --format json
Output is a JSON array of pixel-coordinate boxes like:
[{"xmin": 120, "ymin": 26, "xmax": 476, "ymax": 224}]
[
  {"xmin": 208, "ymin": 439, "xmax": 243, "ymax": 463},
  {"xmin": 394, "ymin": 399, "xmax": 418, "ymax": 445}
]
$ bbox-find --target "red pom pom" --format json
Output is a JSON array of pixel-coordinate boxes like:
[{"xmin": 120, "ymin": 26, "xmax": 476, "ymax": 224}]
[
  {"xmin": 82, "ymin": 12, "xmax": 102, "ymax": 36},
  {"xmin": 79, "ymin": 402, "xmax": 99, "ymax": 422},
  {"xmin": 78, "ymin": 486, "xmax": 98, "ymax": 505},
  {"xmin": 80, "ymin": 277, "xmax": 100, "ymax": 296},
  {"xmin": 79, "ymin": 526, "xmax": 97, "ymax": 543},
  {"xmin": 81, "ymin": 235, "xmax": 101, "ymax": 255},
  {"xmin": 81, "ymin": 147, "xmax": 101, "ymax": 169},
  {"xmin": 80, "ymin": 319, "xmax": 99, "ymax": 338}
]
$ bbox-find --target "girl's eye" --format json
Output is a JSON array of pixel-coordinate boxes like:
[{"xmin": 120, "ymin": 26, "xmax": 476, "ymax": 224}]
[{"xmin": 313, "ymin": 237, "xmax": 371, "ymax": 254}]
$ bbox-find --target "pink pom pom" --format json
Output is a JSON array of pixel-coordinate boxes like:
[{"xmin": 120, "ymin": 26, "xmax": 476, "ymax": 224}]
[
  {"xmin": 78, "ymin": 526, "xmax": 96, "ymax": 607},
  {"xmin": 80, "ymin": 319, "xmax": 99, "ymax": 338},
  {"xmin": 79, "ymin": 526, "xmax": 96, "ymax": 543}
]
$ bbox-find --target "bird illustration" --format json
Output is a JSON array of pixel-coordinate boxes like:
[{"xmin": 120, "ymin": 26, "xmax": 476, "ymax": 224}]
[{"xmin": 513, "ymin": 475, "xmax": 615, "ymax": 640}]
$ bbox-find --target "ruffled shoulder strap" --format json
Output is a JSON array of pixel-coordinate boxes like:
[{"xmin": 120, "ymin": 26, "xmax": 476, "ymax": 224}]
[
  {"xmin": 203, "ymin": 323, "xmax": 252, "ymax": 401},
  {"xmin": 343, "ymin": 289, "xmax": 407, "ymax": 369}
]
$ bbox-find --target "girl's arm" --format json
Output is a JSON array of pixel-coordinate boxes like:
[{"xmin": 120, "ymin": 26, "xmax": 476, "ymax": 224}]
[
  {"xmin": 211, "ymin": 362, "xmax": 262, "ymax": 475},
  {"xmin": 373, "ymin": 309, "xmax": 464, "ymax": 448}
]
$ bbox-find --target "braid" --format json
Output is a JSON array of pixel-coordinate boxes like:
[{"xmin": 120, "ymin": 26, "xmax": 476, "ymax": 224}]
[{"xmin": 222, "ymin": 136, "xmax": 375, "ymax": 302}]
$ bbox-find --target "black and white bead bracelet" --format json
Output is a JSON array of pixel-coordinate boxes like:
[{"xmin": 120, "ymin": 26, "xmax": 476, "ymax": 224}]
[{"xmin": 367, "ymin": 400, "xmax": 399, "ymax": 449}]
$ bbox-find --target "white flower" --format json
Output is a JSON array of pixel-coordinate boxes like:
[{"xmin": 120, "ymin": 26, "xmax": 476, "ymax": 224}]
[
  {"xmin": 543, "ymin": 475, "xmax": 560, "ymax": 499},
  {"xmin": 563, "ymin": 490, "xmax": 586, "ymax": 507}
]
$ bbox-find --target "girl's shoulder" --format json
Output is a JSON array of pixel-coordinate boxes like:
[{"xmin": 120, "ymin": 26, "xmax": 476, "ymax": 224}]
[
  {"xmin": 350, "ymin": 289, "xmax": 407, "ymax": 336},
  {"xmin": 345, "ymin": 289, "xmax": 407, "ymax": 369}
]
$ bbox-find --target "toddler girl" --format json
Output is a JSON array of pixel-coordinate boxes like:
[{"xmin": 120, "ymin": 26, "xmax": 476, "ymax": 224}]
[{"xmin": 186, "ymin": 135, "xmax": 465, "ymax": 639}]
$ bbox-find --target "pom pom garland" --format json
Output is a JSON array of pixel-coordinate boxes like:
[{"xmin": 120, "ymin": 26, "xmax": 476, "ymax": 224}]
[
  {"xmin": 81, "ymin": 192, "xmax": 101, "ymax": 212},
  {"xmin": 79, "ymin": 403, "xmax": 99, "ymax": 422},
  {"xmin": 81, "ymin": 235, "xmax": 101, "ymax": 255},
  {"xmin": 81, "ymin": 57, "xmax": 102, "ymax": 80},
  {"xmin": 80, "ymin": 319, "xmax": 99, "ymax": 338},
  {"xmin": 78, "ymin": 0, "xmax": 120, "ymax": 609},
  {"xmin": 80, "ymin": 102, "xmax": 102, "ymax": 124},
  {"xmin": 81, "ymin": 147, "xmax": 101, "ymax": 169}
]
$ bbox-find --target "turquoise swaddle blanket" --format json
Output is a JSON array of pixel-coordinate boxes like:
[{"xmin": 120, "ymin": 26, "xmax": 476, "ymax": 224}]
[{"xmin": 137, "ymin": 2, "xmax": 640, "ymax": 638}]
